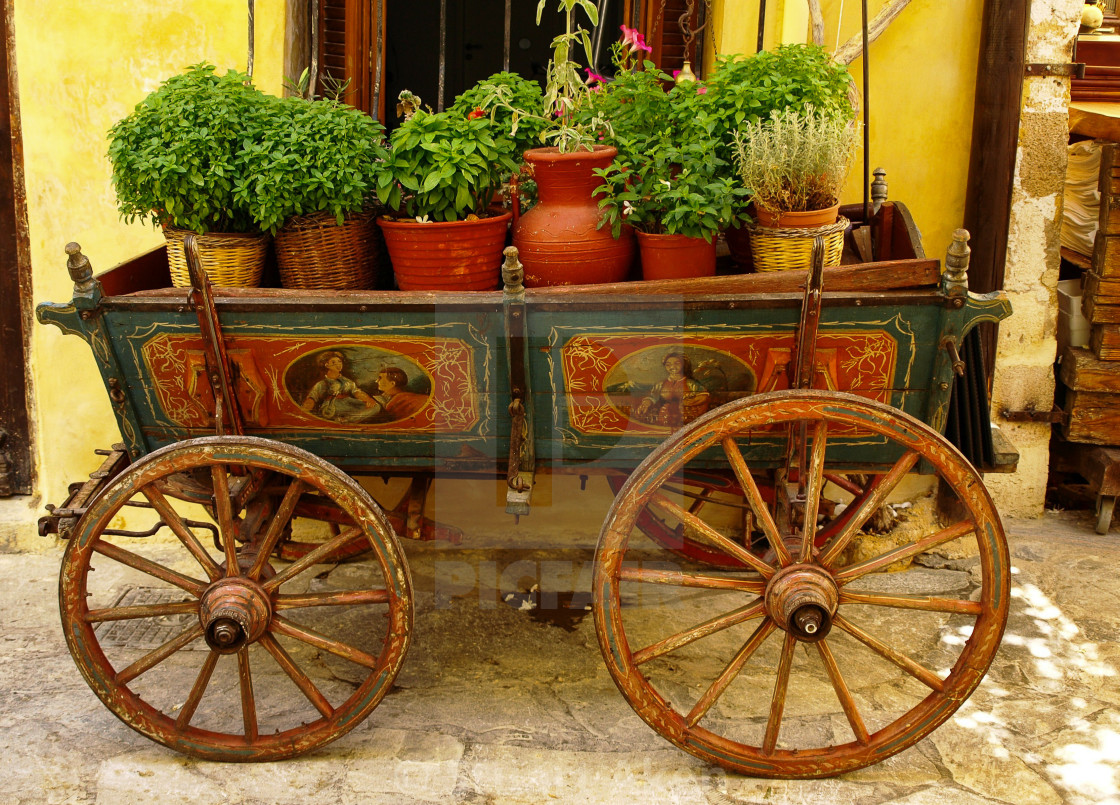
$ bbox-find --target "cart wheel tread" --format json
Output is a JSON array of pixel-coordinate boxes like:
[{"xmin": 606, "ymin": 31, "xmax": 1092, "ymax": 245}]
[
  {"xmin": 593, "ymin": 390, "xmax": 1009, "ymax": 778},
  {"xmin": 60, "ymin": 435, "xmax": 413, "ymax": 762}
]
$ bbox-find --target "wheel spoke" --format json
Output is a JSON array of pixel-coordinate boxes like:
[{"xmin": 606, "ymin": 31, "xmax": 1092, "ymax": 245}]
[
  {"xmin": 824, "ymin": 473, "xmax": 864, "ymax": 497},
  {"xmin": 271, "ymin": 615, "xmax": 381, "ymax": 669},
  {"xmin": 833, "ymin": 614, "xmax": 945, "ymax": 692},
  {"xmin": 618, "ymin": 566, "xmax": 765, "ymax": 594},
  {"xmin": 818, "ymin": 450, "xmax": 921, "ymax": 568},
  {"xmin": 258, "ymin": 633, "xmax": 334, "ymax": 719},
  {"xmin": 263, "ymin": 526, "xmax": 363, "ymax": 592},
  {"xmin": 762, "ymin": 632, "xmax": 797, "ymax": 754},
  {"xmin": 722, "ymin": 436, "xmax": 790, "ymax": 567},
  {"xmin": 686, "ymin": 618, "xmax": 776, "ymax": 727},
  {"xmin": 836, "ymin": 520, "xmax": 975, "ymax": 583},
  {"xmin": 176, "ymin": 650, "xmax": 220, "ymax": 729},
  {"xmin": 93, "ymin": 541, "xmax": 206, "ymax": 596},
  {"xmin": 116, "ymin": 623, "xmax": 205, "ymax": 685},
  {"xmin": 633, "ymin": 599, "xmax": 765, "ymax": 666},
  {"xmin": 799, "ymin": 421, "xmax": 829, "ymax": 562},
  {"xmin": 238, "ymin": 648, "xmax": 258, "ymax": 742},
  {"xmin": 839, "ymin": 590, "xmax": 983, "ymax": 615},
  {"xmin": 816, "ymin": 638, "xmax": 870, "ymax": 744},
  {"xmin": 141, "ymin": 485, "xmax": 223, "ymax": 580},
  {"xmin": 648, "ymin": 492, "xmax": 776, "ymax": 578},
  {"xmin": 86, "ymin": 600, "xmax": 198, "ymax": 623},
  {"xmin": 211, "ymin": 465, "xmax": 239, "ymax": 575},
  {"xmin": 248, "ymin": 478, "xmax": 305, "ymax": 581},
  {"xmin": 275, "ymin": 589, "xmax": 390, "ymax": 610}
]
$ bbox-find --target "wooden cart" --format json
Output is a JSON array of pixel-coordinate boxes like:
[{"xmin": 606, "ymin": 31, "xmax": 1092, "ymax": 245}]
[{"xmin": 37, "ymin": 200, "xmax": 1012, "ymax": 778}]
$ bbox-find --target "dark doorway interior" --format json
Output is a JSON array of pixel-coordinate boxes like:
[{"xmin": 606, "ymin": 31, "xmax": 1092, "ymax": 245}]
[
  {"xmin": 0, "ymin": 0, "xmax": 32, "ymax": 495},
  {"xmin": 383, "ymin": 0, "xmax": 624, "ymax": 128}
]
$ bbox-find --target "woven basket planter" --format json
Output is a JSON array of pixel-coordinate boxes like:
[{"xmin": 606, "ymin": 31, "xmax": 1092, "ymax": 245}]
[
  {"xmin": 274, "ymin": 209, "xmax": 381, "ymax": 290},
  {"xmin": 164, "ymin": 228, "xmax": 269, "ymax": 288},
  {"xmin": 748, "ymin": 217, "xmax": 849, "ymax": 273}
]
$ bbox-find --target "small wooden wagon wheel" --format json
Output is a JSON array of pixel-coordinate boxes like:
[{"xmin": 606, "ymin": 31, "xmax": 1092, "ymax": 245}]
[
  {"xmin": 594, "ymin": 390, "xmax": 1009, "ymax": 778},
  {"xmin": 60, "ymin": 436, "xmax": 412, "ymax": 762}
]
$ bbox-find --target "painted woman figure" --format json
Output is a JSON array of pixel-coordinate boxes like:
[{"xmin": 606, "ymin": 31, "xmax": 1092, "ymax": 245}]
[
  {"xmin": 633, "ymin": 351, "xmax": 710, "ymax": 429},
  {"xmin": 301, "ymin": 350, "xmax": 376, "ymax": 419}
]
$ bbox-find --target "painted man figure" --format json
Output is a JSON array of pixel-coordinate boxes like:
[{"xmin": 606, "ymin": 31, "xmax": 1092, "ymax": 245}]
[{"xmin": 376, "ymin": 366, "xmax": 428, "ymax": 420}]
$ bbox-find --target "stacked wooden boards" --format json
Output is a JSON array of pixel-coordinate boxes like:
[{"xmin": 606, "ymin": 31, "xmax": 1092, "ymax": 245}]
[{"xmin": 1060, "ymin": 142, "xmax": 1120, "ymax": 445}]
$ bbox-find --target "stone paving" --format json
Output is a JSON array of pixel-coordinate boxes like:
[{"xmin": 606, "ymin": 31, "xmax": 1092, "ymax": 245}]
[{"xmin": 0, "ymin": 479, "xmax": 1117, "ymax": 804}]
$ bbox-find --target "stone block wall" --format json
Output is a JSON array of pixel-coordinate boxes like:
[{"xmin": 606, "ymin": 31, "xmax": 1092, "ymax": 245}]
[{"xmin": 986, "ymin": 0, "xmax": 1081, "ymax": 516}]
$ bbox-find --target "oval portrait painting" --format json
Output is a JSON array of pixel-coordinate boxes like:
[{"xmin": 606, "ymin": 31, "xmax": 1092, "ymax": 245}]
[
  {"xmin": 604, "ymin": 345, "xmax": 757, "ymax": 431},
  {"xmin": 285, "ymin": 346, "xmax": 432, "ymax": 425}
]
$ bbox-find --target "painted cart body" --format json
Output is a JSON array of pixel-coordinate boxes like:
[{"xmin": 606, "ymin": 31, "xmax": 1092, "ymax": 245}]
[
  {"xmin": 39, "ymin": 207, "xmax": 1006, "ymax": 482},
  {"xmin": 36, "ymin": 201, "xmax": 1015, "ymax": 777}
]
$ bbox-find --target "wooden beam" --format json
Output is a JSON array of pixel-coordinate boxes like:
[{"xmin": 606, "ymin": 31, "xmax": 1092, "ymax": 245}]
[
  {"xmin": 962, "ymin": 0, "xmax": 1031, "ymax": 381},
  {"xmin": 0, "ymin": 0, "xmax": 32, "ymax": 494}
]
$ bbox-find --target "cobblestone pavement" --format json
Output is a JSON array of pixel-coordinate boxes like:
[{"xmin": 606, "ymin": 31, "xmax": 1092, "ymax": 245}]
[{"xmin": 1, "ymin": 479, "xmax": 1116, "ymax": 804}]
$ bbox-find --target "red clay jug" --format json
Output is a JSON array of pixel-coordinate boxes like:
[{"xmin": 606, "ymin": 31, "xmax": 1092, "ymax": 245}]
[{"xmin": 512, "ymin": 145, "xmax": 635, "ymax": 287}]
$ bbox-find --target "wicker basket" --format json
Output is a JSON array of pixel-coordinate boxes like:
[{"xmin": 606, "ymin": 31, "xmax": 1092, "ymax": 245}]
[
  {"xmin": 748, "ymin": 217, "xmax": 849, "ymax": 273},
  {"xmin": 274, "ymin": 209, "xmax": 380, "ymax": 290},
  {"xmin": 164, "ymin": 228, "xmax": 269, "ymax": 288}
]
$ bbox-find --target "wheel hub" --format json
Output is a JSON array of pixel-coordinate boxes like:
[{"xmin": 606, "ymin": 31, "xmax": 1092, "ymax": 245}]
[
  {"xmin": 199, "ymin": 577, "xmax": 272, "ymax": 653},
  {"xmin": 764, "ymin": 564, "xmax": 839, "ymax": 642}
]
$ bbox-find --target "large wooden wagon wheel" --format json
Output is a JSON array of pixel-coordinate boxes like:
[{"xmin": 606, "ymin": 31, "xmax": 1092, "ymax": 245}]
[
  {"xmin": 594, "ymin": 390, "xmax": 1009, "ymax": 778},
  {"xmin": 60, "ymin": 436, "xmax": 412, "ymax": 762}
]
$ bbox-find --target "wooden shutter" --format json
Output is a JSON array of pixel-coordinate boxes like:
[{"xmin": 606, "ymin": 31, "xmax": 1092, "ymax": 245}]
[
  {"xmin": 642, "ymin": 0, "xmax": 702, "ymax": 74},
  {"xmin": 318, "ymin": 0, "xmax": 385, "ymax": 119}
]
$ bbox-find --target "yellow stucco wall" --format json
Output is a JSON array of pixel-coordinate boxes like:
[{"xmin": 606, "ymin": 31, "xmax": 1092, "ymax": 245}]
[
  {"xmin": 15, "ymin": 1, "xmax": 284, "ymax": 539},
  {"xmin": 709, "ymin": 0, "xmax": 983, "ymax": 264}
]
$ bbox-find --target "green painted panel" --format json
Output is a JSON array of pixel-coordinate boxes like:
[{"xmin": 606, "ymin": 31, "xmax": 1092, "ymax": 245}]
[{"xmin": 100, "ymin": 305, "xmax": 509, "ymax": 468}]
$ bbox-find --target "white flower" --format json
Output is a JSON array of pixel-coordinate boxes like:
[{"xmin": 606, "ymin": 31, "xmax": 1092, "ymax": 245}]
[
  {"xmin": 622, "ymin": 201, "xmax": 634, "ymax": 217},
  {"xmin": 415, "ymin": 214, "xmax": 431, "ymax": 223}
]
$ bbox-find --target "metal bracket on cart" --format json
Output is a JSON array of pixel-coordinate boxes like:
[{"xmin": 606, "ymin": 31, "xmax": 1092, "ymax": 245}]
[{"xmin": 39, "ymin": 444, "xmax": 130, "ymax": 538}]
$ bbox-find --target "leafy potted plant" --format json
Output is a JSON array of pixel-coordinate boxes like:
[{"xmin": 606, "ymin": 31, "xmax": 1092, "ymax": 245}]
[
  {"xmin": 108, "ymin": 63, "xmax": 272, "ymax": 287},
  {"xmin": 597, "ymin": 132, "xmax": 749, "ymax": 280},
  {"xmin": 375, "ymin": 106, "xmax": 519, "ymax": 291},
  {"xmin": 733, "ymin": 106, "xmax": 861, "ymax": 272},
  {"xmin": 693, "ymin": 43, "xmax": 855, "ymax": 269},
  {"xmin": 235, "ymin": 96, "xmax": 389, "ymax": 290},
  {"xmin": 510, "ymin": 16, "xmax": 644, "ymax": 287}
]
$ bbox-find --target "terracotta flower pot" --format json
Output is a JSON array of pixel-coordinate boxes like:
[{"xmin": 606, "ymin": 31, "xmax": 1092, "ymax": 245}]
[
  {"xmin": 512, "ymin": 145, "xmax": 635, "ymax": 287},
  {"xmin": 378, "ymin": 210, "xmax": 512, "ymax": 291},
  {"xmin": 636, "ymin": 232, "xmax": 717, "ymax": 281},
  {"xmin": 754, "ymin": 203, "xmax": 841, "ymax": 229}
]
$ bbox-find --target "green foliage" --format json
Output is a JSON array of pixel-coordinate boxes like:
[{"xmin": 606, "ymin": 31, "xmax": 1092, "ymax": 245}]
[
  {"xmin": 733, "ymin": 107, "xmax": 860, "ymax": 214},
  {"xmin": 596, "ymin": 140, "xmax": 750, "ymax": 241},
  {"xmin": 235, "ymin": 97, "xmax": 388, "ymax": 234},
  {"xmin": 577, "ymin": 53, "xmax": 672, "ymax": 162},
  {"xmin": 107, "ymin": 63, "xmax": 270, "ymax": 233},
  {"xmin": 590, "ymin": 40, "xmax": 748, "ymax": 241},
  {"xmin": 697, "ymin": 44, "xmax": 855, "ymax": 166},
  {"xmin": 537, "ymin": 0, "xmax": 600, "ymax": 152},
  {"xmin": 449, "ymin": 72, "xmax": 547, "ymax": 157},
  {"xmin": 376, "ymin": 110, "xmax": 520, "ymax": 222}
]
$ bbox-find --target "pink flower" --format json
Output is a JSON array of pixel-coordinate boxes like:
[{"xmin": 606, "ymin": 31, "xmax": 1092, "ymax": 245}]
[
  {"xmin": 697, "ymin": 86, "xmax": 707, "ymax": 94},
  {"xmin": 585, "ymin": 68, "xmax": 606, "ymax": 85},
  {"xmin": 620, "ymin": 24, "xmax": 652, "ymax": 54}
]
